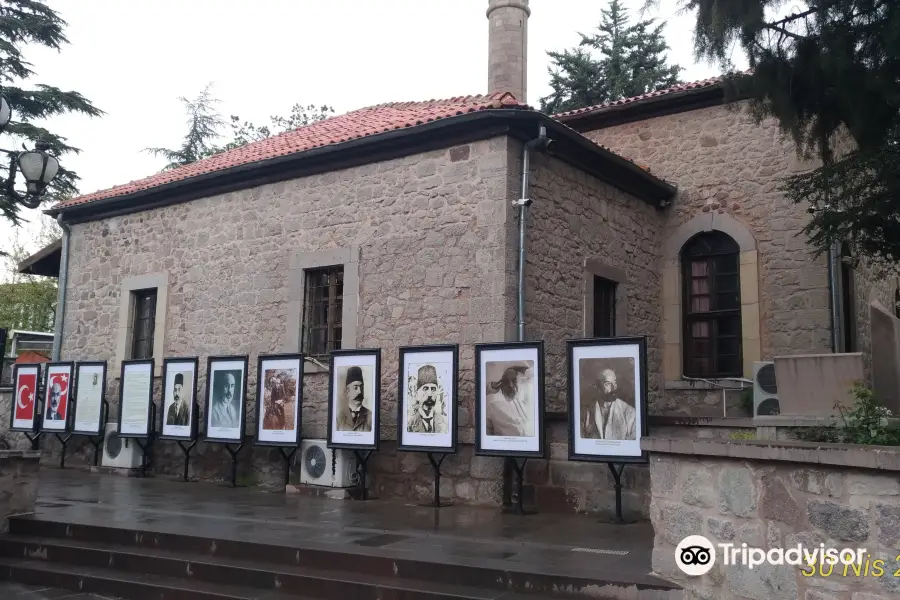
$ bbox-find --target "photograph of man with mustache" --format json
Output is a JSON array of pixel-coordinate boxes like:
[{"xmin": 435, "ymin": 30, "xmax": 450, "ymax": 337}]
[
  {"xmin": 336, "ymin": 366, "xmax": 372, "ymax": 432},
  {"xmin": 210, "ymin": 370, "xmax": 242, "ymax": 429},
  {"xmin": 407, "ymin": 364, "xmax": 448, "ymax": 434}
]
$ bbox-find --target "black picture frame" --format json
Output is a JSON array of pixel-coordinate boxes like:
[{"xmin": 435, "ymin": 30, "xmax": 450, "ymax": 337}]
[
  {"xmin": 566, "ymin": 336, "xmax": 649, "ymax": 464},
  {"xmin": 396, "ymin": 344, "xmax": 459, "ymax": 453},
  {"xmin": 474, "ymin": 340, "xmax": 545, "ymax": 459},
  {"xmin": 158, "ymin": 357, "xmax": 200, "ymax": 442},
  {"xmin": 203, "ymin": 354, "xmax": 249, "ymax": 444},
  {"xmin": 40, "ymin": 361, "xmax": 75, "ymax": 433},
  {"xmin": 254, "ymin": 353, "xmax": 304, "ymax": 448},
  {"xmin": 116, "ymin": 358, "xmax": 155, "ymax": 439},
  {"xmin": 9, "ymin": 362, "xmax": 42, "ymax": 433},
  {"xmin": 327, "ymin": 348, "xmax": 381, "ymax": 451},
  {"xmin": 72, "ymin": 361, "xmax": 108, "ymax": 436}
]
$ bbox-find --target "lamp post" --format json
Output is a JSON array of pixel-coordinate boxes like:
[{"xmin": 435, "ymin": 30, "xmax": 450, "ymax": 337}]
[{"xmin": 0, "ymin": 87, "xmax": 61, "ymax": 209}]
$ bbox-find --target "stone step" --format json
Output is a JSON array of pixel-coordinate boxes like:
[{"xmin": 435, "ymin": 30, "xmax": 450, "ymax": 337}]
[
  {"xmin": 8, "ymin": 517, "xmax": 676, "ymax": 598},
  {"xmin": 0, "ymin": 556, "xmax": 309, "ymax": 600},
  {"xmin": 0, "ymin": 534, "xmax": 504, "ymax": 600}
]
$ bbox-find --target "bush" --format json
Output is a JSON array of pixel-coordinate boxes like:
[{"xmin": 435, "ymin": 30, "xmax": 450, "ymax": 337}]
[{"xmin": 794, "ymin": 382, "xmax": 900, "ymax": 445}]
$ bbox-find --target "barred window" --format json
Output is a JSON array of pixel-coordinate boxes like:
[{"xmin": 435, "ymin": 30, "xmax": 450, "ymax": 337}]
[
  {"xmin": 681, "ymin": 232, "xmax": 742, "ymax": 378},
  {"xmin": 131, "ymin": 289, "xmax": 157, "ymax": 360},
  {"xmin": 593, "ymin": 276, "xmax": 617, "ymax": 337},
  {"xmin": 302, "ymin": 266, "xmax": 343, "ymax": 358}
]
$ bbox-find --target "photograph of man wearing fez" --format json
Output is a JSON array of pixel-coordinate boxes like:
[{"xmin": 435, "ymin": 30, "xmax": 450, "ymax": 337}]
[
  {"xmin": 165, "ymin": 371, "xmax": 191, "ymax": 427},
  {"xmin": 406, "ymin": 364, "xmax": 448, "ymax": 434},
  {"xmin": 579, "ymin": 357, "xmax": 637, "ymax": 441},
  {"xmin": 210, "ymin": 369, "xmax": 242, "ymax": 430},
  {"xmin": 485, "ymin": 360, "xmax": 535, "ymax": 437},
  {"xmin": 262, "ymin": 367, "xmax": 298, "ymax": 431},
  {"xmin": 336, "ymin": 365, "xmax": 373, "ymax": 432}
]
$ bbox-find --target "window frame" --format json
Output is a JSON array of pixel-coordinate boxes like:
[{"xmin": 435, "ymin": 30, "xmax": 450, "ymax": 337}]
[
  {"xmin": 130, "ymin": 288, "xmax": 158, "ymax": 360},
  {"xmin": 680, "ymin": 232, "xmax": 743, "ymax": 379},
  {"xmin": 592, "ymin": 276, "xmax": 617, "ymax": 338},
  {"xmin": 301, "ymin": 265, "xmax": 344, "ymax": 360}
]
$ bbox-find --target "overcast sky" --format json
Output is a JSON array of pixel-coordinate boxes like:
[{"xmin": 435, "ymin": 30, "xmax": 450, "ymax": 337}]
[{"xmin": 2, "ymin": 0, "xmax": 746, "ymax": 260}]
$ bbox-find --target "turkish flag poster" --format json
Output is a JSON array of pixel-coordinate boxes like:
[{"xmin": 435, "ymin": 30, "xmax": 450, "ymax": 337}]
[{"xmin": 11, "ymin": 365, "xmax": 39, "ymax": 431}]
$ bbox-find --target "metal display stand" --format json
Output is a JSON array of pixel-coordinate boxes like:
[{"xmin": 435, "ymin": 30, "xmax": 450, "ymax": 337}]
[
  {"xmin": 419, "ymin": 453, "xmax": 451, "ymax": 508},
  {"xmin": 503, "ymin": 458, "xmax": 532, "ymax": 516},
  {"xmin": 353, "ymin": 450, "xmax": 374, "ymax": 501},
  {"xmin": 277, "ymin": 447, "xmax": 298, "ymax": 487},
  {"xmin": 224, "ymin": 443, "xmax": 244, "ymax": 487},
  {"xmin": 607, "ymin": 462, "xmax": 632, "ymax": 524},
  {"xmin": 133, "ymin": 403, "xmax": 157, "ymax": 478},
  {"xmin": 177, "ymin": 440, "xmax": 198, "ymax": 481}
]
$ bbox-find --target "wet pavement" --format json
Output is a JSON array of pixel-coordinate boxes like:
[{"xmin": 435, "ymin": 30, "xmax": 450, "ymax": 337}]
[
  {"xmin": 25, "ymin": 467, "xmax": 658, "ymax": 584},
  {"xmin": 0, "ymin": 582, "xmax": 120, "ymax": 599}
]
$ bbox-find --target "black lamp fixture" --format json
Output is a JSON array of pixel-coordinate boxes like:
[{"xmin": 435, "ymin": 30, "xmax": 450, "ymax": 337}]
[{"xmin": 0, "ymin": 86, "xmax": 61, "ymax": 209}]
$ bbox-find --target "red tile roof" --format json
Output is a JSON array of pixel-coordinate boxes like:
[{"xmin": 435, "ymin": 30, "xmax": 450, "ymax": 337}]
[
  {"xmin": 54, "ymin": 92, "xmax": 526, "ymax": 210},
  {"xmin": 552, "ymin": 76, "xmax": 725, "ymax": 120}
]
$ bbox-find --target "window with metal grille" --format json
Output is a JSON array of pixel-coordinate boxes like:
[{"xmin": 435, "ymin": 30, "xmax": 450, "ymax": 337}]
[
  {"xmin": 302, "ymin": 266, "xmax": 344, "ymax": 358},
  {"xmin": 681, "ymin": 232, "xmax": 742, "ymax": 378},
  {"xmin": 131, "ymin": 289, "xmax": 157, "ymax": 360},
  {"xmin": 593, "ymin": 276, "xmax": 617, "ymax": 337}
]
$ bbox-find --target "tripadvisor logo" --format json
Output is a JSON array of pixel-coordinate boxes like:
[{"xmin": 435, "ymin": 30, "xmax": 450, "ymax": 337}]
[{"xmin": 675, "ymin": 535, "xmax": 716, "ymax": 576}]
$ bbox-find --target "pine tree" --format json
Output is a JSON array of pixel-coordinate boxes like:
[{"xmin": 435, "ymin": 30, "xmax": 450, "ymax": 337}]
[
  {"xmin": 540, "ymin": 0, "xmax": 682, "ymax": 114},
  {"xmin": 678, "ymin": 0, "xmax": 900, "ymax": 262},
  {"xmin": 0, "ymin": 0, "xmax": 104, "ymax": 225},
  {"xmin": 145, "ymin": 83, "xmax": 224, "ymax": 170}
]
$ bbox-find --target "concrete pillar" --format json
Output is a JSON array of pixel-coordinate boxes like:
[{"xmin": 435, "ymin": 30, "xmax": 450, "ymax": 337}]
[{"xmin": 486, "ymin": 0, "xmax": 529, "ymax": 102}]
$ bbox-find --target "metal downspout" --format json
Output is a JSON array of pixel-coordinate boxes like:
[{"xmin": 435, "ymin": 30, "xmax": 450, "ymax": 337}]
[
  {"xmin": 828, "ymin": 239, "xmax": 844, "ymax": 353},
  {"xmin": 52, "ymin": 215, "xmax": 70, "ymax": 361},
  {"xmin": 504, "ymin": 124, "xmax": 550, "ymax": 506}
]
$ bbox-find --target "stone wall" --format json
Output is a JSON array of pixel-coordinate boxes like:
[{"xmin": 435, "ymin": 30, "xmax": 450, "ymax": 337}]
[
  {"xmin": 646, "ymin": 437, "xmax": 900, "ymax": 600},
  {"xmin": 583, "ymin": 102, "xmax": 835, "ymax": 413},
  {"xmin": 60, "ymin": 136, "xmax": 518, "ymax": 506},
  {"xmin": 0, "ymin": 450, "xmax": 40, "ymax": 532}
]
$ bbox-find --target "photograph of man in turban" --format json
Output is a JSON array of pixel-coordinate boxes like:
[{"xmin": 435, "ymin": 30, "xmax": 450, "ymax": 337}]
[
  {"xmin": 166, "ymin": 372, "xmax": 190, "ymax": 427},
  {"xmin": 336, "ymin": 365, "xmax": 372, "ymax": 432},
  {"xmin": 406, "ymin": 364, "xmax": 448, "ymax": 434}
]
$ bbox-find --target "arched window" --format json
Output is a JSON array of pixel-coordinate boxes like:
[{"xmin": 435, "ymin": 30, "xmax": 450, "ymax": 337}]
[{"xmin": 681, "ymin": 231, "xmax": 742, "ymax": 377}]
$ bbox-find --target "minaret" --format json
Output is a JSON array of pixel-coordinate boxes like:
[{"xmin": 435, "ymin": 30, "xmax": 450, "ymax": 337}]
[{"xmin": 486, "ymin": 0, "xmax": 530, "ymax": 103}]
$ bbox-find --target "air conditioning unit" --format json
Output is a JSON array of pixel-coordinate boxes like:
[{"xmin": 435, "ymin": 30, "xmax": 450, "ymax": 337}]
[
  {"xmin": 101, "ymin": 423, "xmax": 143, "ymax": 470},
  {"xmin": 753, "ymin": 361, "xmax": 781, "ymax": 416},
  {"xmin": 299, "ymin": 439, "xmax": 357, "ymax": 488}
]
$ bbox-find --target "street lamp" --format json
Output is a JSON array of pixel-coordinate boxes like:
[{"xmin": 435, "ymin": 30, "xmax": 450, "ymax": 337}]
[{"xmin": 0, "ymin": 87, "xmax": 61, "ymax": 209}]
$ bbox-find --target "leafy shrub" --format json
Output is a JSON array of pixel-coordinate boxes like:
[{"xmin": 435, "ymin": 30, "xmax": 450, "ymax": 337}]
[{"xmin": 794, "ymin": 382, "xmax": 900, "ymax": 445}]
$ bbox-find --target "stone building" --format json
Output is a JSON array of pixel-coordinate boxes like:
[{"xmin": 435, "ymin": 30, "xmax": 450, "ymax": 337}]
[{"xmin": 14, "ymin": 0, "xmax": 897, "ymax": 515}]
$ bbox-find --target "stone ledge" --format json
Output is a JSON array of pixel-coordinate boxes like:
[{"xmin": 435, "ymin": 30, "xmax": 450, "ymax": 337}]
[
  {"xmin": 642, "ymin": 437, "xmax": 900, "ymax": 471},
  {"xmin": 0, "ymin": 450, "xmax": 41, "ymax": 460}
]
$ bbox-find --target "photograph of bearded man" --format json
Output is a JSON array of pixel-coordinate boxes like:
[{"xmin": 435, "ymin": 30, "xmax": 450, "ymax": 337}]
[{"xmin": 407, "ymin": 364, "xmax": 448, "ymax": 434}]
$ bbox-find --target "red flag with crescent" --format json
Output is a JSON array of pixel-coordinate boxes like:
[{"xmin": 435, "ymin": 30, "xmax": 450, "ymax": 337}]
[
  {"xmin": 14, "ymin": 371, "xmax": 37, "ymax": 421},
  {"xmin": 47, "ymin": 372, "xmax": 70, "ymax": 419}
]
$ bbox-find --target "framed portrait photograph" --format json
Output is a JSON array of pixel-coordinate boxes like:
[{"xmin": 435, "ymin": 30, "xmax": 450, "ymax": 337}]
[
  {"xmin": 160, "ymin": 357, "xmax": 198, "ymax": 441},
  {"xmin": 73, "ymin": 361, "xmax": 107, "ymax": 435},
  {"xmin": 10, "ymin": 363, "xmax": 41, "ymax": 432},
  {"xmin": 327, "ymin": 348, "xmax": 380, "ymax": 450},
  {"xmin": 474, "ymin": 341, "xmax": 545, "ymax": 458},
  {"xmin": 117, "ymin": 359, "xmax": 154, "ymax": 438},
  {"xmin": 396, "ymin": 345, "xmax": 458, "ymax": 452},
  {"xmin": 204, "ymin": 355, "xmax": 248, "ymax": 443},
  {"xmin": 255, "ymin": 354, "xmax": 303, "ymax": 447},
  {"xmin": 41, "ymin": 362, "xmax": 74, "ymax": 432},
  {"xmin": 567, "ymin": 336, "xmax": 649, "ymax": 463}
]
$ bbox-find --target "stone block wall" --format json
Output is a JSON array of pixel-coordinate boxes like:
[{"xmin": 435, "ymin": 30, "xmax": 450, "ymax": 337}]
[
  {"xmin": 584, "ymin": 102, "xmax": 836, "ymax": 413},
  {"xmin": 646, "ymin": 438, "xmax": 900, "ymax": 599}
]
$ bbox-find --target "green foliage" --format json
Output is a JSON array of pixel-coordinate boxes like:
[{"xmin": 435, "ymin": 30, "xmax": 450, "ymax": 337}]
[
  {"xmin": 0, "ymin": 215, "xmax": 60, "ymax": 352},
  {"xmin": 794, "ymin": 382, "xmax": 900, "ymax": 446},
  {"xmin": 0, "ymin": 0, "xmax": 104, "ymax": 225},
  {"xmin": 739, "ymin": 387, "xmax": 754, "ymax": 415},
  {"xmin": 150, "ymin": 85, "xmax": 335, "ymax": 169},
  {"xmin": 540, "ymin": 0, "xmax": 681, "ymax": 114},
  {"xmin": 673, "ymin": 0, "xmax": 900, "ymax": 262},
  {"xmin": 145, "ymin": 83, "xmax": 225, "ymax": 170},
  {"xmin": 729, "ymin": 430, "xmax": 756, "ymax": 440}
]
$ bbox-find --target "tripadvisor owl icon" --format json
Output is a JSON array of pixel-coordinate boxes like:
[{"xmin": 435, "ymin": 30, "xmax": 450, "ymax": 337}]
[{"xmin": 676, "ymin": 535, "xmax": 716, "ymax": 576}]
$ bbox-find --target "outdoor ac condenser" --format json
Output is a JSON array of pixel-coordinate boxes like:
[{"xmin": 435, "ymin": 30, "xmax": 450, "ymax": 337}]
[
  {"xmin": 752, "ymin": 361, "xmax": 781, "ymax": 416},
  {"xmin": 101, "ymin": 422, "xmax": 143, "ymax": 469},
  {"xmin": 299, "ymin": 439, "xmax": 357, "ymax": 488}
]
